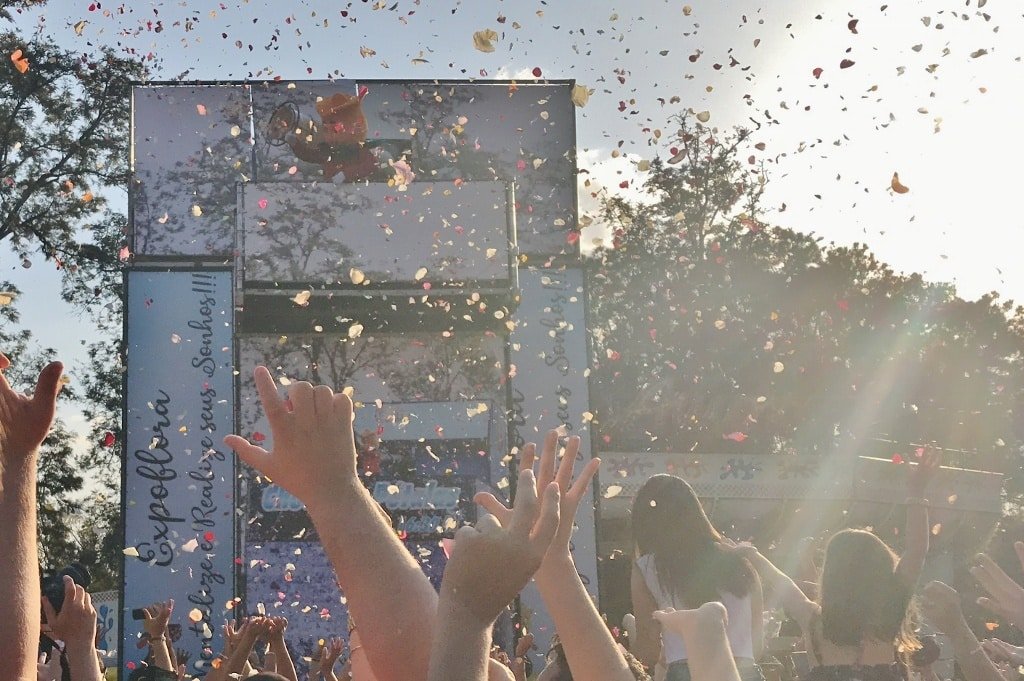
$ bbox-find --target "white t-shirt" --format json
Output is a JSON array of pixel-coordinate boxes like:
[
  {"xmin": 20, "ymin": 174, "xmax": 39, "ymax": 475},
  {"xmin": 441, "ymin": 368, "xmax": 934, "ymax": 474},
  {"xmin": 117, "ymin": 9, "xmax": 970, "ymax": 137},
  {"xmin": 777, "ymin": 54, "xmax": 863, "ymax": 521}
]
[{"xmin": 637, "ymin": 553, "xmax": 755, "ymax": 663}]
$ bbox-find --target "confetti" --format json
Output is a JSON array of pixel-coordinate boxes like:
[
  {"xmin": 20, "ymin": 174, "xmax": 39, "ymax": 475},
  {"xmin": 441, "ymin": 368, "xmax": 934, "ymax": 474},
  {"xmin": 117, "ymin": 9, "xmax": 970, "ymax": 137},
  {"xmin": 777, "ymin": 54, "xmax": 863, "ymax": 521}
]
[
  {"xmin": 604, "ymin": 485, "xmax": 623, "ymax": 499},
  {"xmin": 414, "ymin": 267, "xmax": 428, "ymax": 281},
  {"xmin": 292, "ymin": 290, "xmax": 311, "ymax": 307},
  {"xmin": 191, "ymin": 205, "xmax": 203, "ymax": 217},
  {"xmin": 773, "ymin": 362, "xmax": 785, "ymax": 373},
  {"xmin": 571, "ymin": 84, "xmax": 591, "ymax": 107},
  {"xmin": 0, "ymin": 291, "xmax": 17, "ymax": 306},
  {"xmin": 188, "ymin": 608, "xmax": 204, "ymax": 623},
  {"xmin": 349, "ymin": 268, "xmax": 366, "ymax": 285},
  {"xmin": 473, "ymin": 29, "xmax": 499, "ymax": 53},
  {"xmin": 891, "ymin": 172, "xmax": 910, "ymax": 194},
  {"xmin": 123, "ymin": 547, "xmax": 140, "ymax": 557},
  {"xmin": 348, "ymin": 322, "xmax": 364, "ymax": 339}
]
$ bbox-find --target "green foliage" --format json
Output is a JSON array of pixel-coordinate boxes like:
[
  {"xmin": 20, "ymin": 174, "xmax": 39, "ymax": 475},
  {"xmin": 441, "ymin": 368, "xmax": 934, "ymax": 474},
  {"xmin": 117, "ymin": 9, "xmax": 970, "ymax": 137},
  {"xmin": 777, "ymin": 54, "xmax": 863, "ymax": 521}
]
[
  {"xmin": 0, "ymin": 26, "xmax": 144, "ymax": 587},
  {"xmin": 0, "ymin": 30, "xmax": 143, "ymax": 259},
  {"xmin": 589, "ymin": 113, "xmax": 1024, "ymax": 502}
]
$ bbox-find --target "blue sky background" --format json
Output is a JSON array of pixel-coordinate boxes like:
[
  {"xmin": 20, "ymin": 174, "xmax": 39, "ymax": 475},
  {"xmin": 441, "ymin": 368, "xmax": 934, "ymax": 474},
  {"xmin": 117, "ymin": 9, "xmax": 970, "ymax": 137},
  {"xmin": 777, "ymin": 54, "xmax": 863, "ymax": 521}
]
[{"xmin": 3, "ymin": 0, "xmax": 1023, "ymax": 448}]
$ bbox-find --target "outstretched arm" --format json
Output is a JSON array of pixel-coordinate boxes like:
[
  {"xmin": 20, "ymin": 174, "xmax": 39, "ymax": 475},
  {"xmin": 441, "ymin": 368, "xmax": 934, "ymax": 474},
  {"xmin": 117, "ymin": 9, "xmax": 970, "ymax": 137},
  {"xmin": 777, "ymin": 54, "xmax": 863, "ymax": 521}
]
[
  {"xmin": 428, "ymin": 464, "xmax": 560, "ymax": 681},
  {"xmin": 897, "ymin": 448, "xmax": 939, "ymax": 586},
  {"xmin": 720, "ymin": 539, "xmax": 817, "ymax": 632},
  {"xmin": 267, "ymin": 617, "xmax": 298, "ymax": 681},
  {"xmin": 141, "ymin": 600, "xmax": 175, "ymax": 671},
  {"xmin": 971, "ymin": 543, "xmax": 1024, "ymax": 630},
  {"xmin": 921, "ymin": 581, "xmax": 1004, "ymax": 681},
  {"xmin": 317, "ymin": 637, "xmax": 344, "ymax": 681},
  {"xmin": 479, "ymin": 431, "xmax": 634, "ymax": 681},
  {"xmin": 0, "ymin": 352, "xmax": 63, "ymax": 680},
  {"xmin": 226, "ymin": 367, "xmax": 438, "ymax": 681}
]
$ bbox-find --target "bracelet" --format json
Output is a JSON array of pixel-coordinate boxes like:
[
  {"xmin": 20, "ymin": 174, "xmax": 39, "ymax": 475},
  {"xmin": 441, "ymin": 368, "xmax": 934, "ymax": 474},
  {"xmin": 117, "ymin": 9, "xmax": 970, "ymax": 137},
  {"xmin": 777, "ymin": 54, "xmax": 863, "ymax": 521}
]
[
  {"xmin": 148, "ymin": 635, "xmax": 166, "ymax": 644},
  {"xmin": 905, "ymin": 496, "xmax": 929, "ymax": 506}
]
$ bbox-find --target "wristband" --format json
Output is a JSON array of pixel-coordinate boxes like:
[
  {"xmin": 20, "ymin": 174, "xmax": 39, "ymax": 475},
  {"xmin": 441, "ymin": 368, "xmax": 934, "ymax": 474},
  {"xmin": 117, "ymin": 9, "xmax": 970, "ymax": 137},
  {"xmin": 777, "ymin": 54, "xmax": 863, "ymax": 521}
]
[{"xmin": 148, "ymin": 635, "xmax": 166, "ymax": 644}]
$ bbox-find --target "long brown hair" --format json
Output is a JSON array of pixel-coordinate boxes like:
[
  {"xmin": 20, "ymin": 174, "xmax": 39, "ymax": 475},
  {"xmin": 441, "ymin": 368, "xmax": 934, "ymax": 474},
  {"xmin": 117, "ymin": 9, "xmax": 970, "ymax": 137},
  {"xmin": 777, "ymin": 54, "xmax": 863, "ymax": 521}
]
[
  {"xmin": 631, "ymin": 474, "xmax": 755, "ymax": 607},
  {"xmin": 819, "ymin": 529, "xmax": 919, "ymax": 654}
]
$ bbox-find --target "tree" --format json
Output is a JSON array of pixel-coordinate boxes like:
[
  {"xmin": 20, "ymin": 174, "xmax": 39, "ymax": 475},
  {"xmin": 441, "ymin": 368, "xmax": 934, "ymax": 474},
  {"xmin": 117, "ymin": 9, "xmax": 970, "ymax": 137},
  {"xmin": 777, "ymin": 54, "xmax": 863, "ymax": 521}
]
[
  {"xmin": 588, "ymin": 112, "xmax": 1024, "ymax": 501},
  {"xmin": 1, "ymin": 22, "xmax": 147, "ymax": 587}
]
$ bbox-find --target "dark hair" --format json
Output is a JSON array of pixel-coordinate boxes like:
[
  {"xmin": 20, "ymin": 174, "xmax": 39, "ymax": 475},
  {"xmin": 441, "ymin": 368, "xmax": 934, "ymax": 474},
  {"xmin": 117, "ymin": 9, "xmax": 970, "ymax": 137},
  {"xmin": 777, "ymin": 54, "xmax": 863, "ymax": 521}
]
[
  {"xmin": 546, "ymin": 637, "xmax": 649, "ymax": 681},
  {"xmin": 819, "ymin": 529, "xmax": 918, "ymax": 654},
  {"xmin": 247, "ymin": 674, "xmax": 291, "ymax": 681},
  {"xmin": 631, "ymin": 475, "xmax": 754, "ymax": 607}
]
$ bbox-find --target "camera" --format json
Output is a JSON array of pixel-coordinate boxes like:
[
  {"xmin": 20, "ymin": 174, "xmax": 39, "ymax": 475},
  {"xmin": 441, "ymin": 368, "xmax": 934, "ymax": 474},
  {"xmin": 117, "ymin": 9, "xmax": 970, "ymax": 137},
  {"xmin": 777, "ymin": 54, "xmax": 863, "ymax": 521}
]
[{"xmin": 42, "ymin": 562, "xmax": 91, "ymax": 614}]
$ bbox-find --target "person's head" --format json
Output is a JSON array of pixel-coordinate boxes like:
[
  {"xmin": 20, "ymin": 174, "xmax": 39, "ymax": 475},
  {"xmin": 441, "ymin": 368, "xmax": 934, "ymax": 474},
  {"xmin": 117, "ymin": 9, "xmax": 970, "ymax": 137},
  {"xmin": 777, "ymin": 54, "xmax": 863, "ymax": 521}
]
[
  {"xmin": 537, "ymin": 636, "xmax": 648, "ymax": 681},
  {"xmin": 819, "ymin": 529, "xmax": 918, "ymax": 652},
  {"xmin": 631, "ymin": 474, "xmax": 753, "ymax": 605},
  {"xmin": 247, "ymin": 675, "xmax": 291, "ymax": 681}
]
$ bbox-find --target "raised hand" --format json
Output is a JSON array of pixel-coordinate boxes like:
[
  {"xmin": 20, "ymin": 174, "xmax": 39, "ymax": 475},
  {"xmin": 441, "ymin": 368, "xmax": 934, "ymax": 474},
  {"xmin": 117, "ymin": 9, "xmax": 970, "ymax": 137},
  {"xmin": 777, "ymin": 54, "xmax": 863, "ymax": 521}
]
[
  {"xmin": 908, "ymin": 445, "xmax": 941, "ymax": 496},
  {"xmin": 921, "ymin": 581, "xmax": 1007, "ymax": 681},
  {"xmin": 267, "ymin": 616, "xmax": 288, "ymax": 640},
  {"xmin": 224, "ymin": 367, "xmax": 357, "ymax": 509},
  {"xmin": 920, "ymin": 580, "xmax": 966, "ymax": 635},
  {"xmin": 477, "ymin": 431, "xmax": 600, "ymax": 562},
  {"xmin": 440, "ymin": 466, "xmax": 560, "ymax": 625},
  {"xmin": 222, "ymin": 618, "xmax": 246, "ymax": 656},
  {"xmin": 972, "ymin": 545, "xmax": 1024, "ymax": 628},
  {"xmin": 982, "ymin": 639, "xmax": 1024, "ymax": 667},
  {"xmin": 142, "ymin": 599, "xmax": 174, "ymax": 640},
  {"xmin": 318, "ymin": 636, "xmax": 344, "ymax": 676},
  {"xmin": 0, "ymin": 351, "xmax": 63, "ymax": 461}
]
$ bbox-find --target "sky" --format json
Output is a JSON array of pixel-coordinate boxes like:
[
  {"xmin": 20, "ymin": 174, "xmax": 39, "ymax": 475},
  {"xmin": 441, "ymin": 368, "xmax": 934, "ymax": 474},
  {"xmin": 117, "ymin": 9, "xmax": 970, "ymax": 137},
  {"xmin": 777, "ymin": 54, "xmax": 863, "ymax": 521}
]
[{"xmin": 2, "ymin": 0, "xmax": 1022, "ymax": 449}]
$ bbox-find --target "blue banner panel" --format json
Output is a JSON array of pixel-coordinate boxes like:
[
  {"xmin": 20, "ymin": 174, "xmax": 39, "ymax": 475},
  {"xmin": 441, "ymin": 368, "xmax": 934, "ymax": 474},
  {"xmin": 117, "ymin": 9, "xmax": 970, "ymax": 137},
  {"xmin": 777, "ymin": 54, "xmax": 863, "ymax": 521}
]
[
  {"xmin": 122, "ymin": 270, "xmax": 235, "ymax": 677},
  {"xmin": 509, "ymin": 266, "xmax": 597, "ymax": 657}
]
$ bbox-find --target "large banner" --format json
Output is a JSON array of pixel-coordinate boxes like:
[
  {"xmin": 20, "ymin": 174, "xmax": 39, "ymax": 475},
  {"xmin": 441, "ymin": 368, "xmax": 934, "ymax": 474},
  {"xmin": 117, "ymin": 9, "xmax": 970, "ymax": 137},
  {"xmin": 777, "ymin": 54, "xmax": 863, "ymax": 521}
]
[
  {"xmin": 509, "ymin": 266, "xmax": 597, "ymax": 657},
  {"xmin": 122, "ymin": 270, "xmax": 235, "ymax": 677}
]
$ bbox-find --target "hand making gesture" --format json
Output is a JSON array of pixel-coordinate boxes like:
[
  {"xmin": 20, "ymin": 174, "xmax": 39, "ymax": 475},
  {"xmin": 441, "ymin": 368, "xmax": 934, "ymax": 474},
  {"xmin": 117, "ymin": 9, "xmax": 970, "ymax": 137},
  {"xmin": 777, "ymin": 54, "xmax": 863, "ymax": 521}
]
[
  {"xmin": 225, "ymin": 367, "xmax": 358, "ymax": 510},
  {"xmin": 439, "ymin": 464, "xmax": 560, "ymax": 625},
  {"xmin": 0, "ymin": 351, "xmax": 63, "ymax": 462}
]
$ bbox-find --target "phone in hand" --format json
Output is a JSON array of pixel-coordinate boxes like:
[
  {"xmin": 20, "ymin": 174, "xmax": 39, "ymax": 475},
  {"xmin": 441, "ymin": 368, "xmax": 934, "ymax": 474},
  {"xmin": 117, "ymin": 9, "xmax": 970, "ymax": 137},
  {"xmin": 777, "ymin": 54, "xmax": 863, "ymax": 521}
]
[{"xmin": 131, "ymin": 608, "xmax": 147, "ymax": 621}]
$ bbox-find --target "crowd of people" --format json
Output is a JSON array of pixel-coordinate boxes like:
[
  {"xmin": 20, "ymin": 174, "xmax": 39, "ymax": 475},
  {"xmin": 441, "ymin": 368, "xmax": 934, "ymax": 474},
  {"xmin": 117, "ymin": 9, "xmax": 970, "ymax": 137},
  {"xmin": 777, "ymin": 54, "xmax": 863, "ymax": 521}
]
[{"xmin": 5, "ymin": 350, "xmax": 1024, "ymax": 681}]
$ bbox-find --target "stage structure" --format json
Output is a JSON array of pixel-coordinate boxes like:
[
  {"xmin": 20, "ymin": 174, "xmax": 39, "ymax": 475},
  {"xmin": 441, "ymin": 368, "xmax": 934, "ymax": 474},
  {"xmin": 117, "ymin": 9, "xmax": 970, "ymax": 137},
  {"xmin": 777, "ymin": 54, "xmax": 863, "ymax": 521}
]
[{"xmin": 122, "ymin": 80, "xmax": 596, "ymax": 678}]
